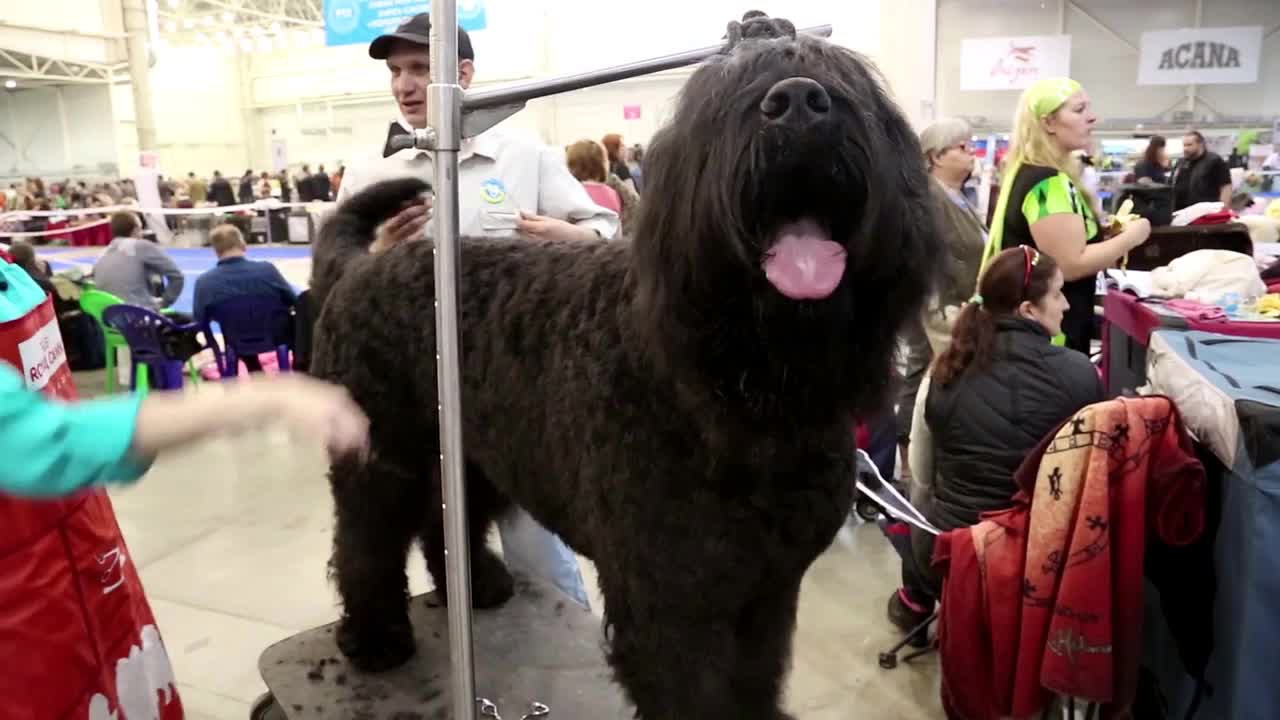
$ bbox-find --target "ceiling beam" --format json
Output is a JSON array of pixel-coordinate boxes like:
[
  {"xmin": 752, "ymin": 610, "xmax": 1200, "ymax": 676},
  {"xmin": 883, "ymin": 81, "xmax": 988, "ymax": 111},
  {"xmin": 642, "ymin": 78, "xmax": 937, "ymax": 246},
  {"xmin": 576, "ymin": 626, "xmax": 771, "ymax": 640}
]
[
  {"xmin": 0, "ymin": 20, "xmax": 127, "ymax": 40},
  {"xmin": 0, "ymin": 68, "xmax": 111, "ymax": 84},
  {"xmin": 190, "ymin": 0, "xmax": 322, "ymax": 26},
  {"xmin": 0, "ymin": 48, "xmax": 34, "ymax": 72},
  {"xmin": 0, "ymin": 48, "xmax": 114, "ymax": 85}
]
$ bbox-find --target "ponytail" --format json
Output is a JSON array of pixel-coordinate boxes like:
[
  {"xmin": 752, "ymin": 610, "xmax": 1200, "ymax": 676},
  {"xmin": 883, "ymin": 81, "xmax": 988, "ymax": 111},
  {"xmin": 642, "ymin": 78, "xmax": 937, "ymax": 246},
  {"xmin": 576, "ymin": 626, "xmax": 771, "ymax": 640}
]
[
  {"xmin": 932, "ymin": 246, "xmax": 1060, "ymax": 386},
  {"xmin": 931, "ymin": 298, "xmax": 997, "ymax": 387}
]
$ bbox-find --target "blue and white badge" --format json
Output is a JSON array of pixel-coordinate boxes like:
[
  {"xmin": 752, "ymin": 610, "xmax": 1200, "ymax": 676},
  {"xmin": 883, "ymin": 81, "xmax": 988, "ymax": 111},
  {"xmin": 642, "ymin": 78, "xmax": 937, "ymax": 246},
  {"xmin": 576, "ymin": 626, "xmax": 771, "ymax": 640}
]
[{"xmin": 481, "ymin": 178, "xmax": 507, "ymax": 204}]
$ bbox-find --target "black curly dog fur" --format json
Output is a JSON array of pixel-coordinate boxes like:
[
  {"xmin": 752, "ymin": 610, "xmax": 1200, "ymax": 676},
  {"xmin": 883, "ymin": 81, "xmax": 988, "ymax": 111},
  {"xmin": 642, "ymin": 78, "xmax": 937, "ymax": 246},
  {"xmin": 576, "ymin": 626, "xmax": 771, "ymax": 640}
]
[{"xmin": 310, "ymin": 15, "xmax": 939, "ymax": 719}]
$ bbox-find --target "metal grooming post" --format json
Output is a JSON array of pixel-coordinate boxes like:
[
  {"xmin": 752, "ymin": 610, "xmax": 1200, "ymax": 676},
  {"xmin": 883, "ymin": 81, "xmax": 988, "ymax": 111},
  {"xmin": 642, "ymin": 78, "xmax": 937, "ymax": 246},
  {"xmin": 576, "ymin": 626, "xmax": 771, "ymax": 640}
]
[
  {"xmin": 427, "ymin": 1, "xmax": 476, "ymax": 719},
  {"xmin": 406, "ymin": 17, "xmax": 834, "ymax": 720}
]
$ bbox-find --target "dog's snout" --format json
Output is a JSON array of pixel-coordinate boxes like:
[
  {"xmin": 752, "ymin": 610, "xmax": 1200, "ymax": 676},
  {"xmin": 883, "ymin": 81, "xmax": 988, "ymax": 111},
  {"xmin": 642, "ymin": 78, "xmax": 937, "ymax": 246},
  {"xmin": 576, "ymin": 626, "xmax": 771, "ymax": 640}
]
[{"xmin": 760, "ymin": 77, "xmax": 831, "ymax": 127}]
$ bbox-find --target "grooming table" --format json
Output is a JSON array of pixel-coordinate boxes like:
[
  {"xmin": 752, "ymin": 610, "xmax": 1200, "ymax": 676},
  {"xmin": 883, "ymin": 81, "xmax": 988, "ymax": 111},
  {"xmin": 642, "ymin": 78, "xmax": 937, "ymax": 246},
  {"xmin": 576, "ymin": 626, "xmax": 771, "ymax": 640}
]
[{"xmin": 253, "ymin": 574, "xmax": 631, "ymax": 719}]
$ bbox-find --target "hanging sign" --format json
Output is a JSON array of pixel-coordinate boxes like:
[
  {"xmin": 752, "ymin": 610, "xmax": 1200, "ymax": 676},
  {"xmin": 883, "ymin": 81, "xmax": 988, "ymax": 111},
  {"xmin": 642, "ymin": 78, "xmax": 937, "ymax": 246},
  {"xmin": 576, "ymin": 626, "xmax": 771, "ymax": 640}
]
[
  {"xmin": 1137, "ymin": 26, "xmax": 1263, "ymax": 86},
  {"xmin": 960, "ymin": 35, "xmax": 1072, "ymax": 91},
  {"xmin": 324, "ymin": 0, "xmax": 487, "ymax": 47}
]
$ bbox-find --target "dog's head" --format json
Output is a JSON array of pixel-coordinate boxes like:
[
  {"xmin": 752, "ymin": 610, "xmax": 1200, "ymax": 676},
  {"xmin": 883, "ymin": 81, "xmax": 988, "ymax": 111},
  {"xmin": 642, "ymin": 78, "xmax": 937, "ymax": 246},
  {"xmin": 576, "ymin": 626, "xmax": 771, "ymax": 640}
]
[{"xmin": 632, "ymin": 14, "xmax": 941, "ymax": 418}]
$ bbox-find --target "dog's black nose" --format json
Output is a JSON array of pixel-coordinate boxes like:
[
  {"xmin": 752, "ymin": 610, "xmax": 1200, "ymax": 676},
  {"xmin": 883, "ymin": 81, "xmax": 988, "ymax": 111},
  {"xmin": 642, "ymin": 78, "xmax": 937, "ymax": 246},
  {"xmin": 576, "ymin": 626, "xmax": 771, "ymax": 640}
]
[{"xmin": 760, "ymin": 77, "xmax": 831, "ymax": 126}]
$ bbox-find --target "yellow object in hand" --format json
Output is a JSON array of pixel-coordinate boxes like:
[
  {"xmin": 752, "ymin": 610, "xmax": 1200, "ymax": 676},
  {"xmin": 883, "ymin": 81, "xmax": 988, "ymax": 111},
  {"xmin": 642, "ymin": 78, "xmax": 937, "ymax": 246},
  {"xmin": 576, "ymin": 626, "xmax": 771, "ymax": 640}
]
[
  {"xmin": 1112, "ymin": 198, "xmax": 1140, "ymax": 226},
  {"xmin": 1258, "ymin": 293, "xmax": 1280, "ymax": 318},
  {"xmin": 1111, "ymin": 198, "xmax": 1140, "ymax": 269}
]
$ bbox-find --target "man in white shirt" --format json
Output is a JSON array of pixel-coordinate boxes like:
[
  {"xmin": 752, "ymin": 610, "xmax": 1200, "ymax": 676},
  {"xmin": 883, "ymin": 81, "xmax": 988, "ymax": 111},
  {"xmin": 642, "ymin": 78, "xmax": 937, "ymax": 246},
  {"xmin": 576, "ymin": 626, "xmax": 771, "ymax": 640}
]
[
  {"xmin": 336, "ymin": 13, "xmax": 617, "ymax": 250},
  {"xmin": 333, "ymin": 13, "xmax": 608, "ymax": 609}
]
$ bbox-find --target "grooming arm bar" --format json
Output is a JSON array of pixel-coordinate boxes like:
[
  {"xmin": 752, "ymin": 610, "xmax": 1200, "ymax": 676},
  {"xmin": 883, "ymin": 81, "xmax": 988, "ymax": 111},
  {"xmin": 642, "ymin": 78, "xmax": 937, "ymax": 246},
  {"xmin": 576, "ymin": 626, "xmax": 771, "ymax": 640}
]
[{"xmin": 389, "ymin": 24, "xmax": 834, "ymax": 151}]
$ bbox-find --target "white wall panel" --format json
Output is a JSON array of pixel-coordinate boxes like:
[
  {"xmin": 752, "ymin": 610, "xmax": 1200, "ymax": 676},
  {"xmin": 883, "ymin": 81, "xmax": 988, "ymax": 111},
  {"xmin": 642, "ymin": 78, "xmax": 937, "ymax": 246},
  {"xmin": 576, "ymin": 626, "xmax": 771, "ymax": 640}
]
[
  {"xmin": 937, "ymin": 0, "xmax": 1280, "ymax": 130},
  {"xmin": 0, "ymin": 85, "xmax": 116, "ymax": 176}
]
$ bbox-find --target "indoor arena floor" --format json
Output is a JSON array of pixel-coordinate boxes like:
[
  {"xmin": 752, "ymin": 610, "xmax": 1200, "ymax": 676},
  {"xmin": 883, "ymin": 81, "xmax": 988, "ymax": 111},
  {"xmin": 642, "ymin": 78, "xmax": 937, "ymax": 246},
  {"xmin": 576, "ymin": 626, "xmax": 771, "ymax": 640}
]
[{"xmin": 67, "ymin": 245, "xmax": 943, "ymax": 718}]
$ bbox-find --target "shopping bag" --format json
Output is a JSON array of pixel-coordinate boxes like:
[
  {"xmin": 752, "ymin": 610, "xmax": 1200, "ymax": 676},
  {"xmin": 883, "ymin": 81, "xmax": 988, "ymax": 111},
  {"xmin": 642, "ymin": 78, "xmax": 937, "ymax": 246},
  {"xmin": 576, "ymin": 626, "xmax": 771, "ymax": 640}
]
[{"xmin": 0, "ymin": 259, "xmax": 183, "ymax": 720}]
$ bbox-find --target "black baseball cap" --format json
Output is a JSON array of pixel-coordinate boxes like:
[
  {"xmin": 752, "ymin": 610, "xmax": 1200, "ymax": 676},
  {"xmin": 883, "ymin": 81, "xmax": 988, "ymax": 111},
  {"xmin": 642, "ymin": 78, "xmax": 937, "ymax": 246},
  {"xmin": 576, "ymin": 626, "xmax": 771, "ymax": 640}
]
[{"xmin": 369, "ymin": 13, "xmax": 475, "ymax": 61}]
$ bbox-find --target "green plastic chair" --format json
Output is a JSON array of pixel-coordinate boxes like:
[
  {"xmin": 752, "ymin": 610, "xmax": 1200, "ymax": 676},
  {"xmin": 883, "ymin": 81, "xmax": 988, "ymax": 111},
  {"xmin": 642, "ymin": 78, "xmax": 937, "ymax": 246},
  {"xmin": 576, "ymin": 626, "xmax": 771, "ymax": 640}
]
[{"xmin": 79, "ymin": 288, "xmax": 131, "ymax": 394}]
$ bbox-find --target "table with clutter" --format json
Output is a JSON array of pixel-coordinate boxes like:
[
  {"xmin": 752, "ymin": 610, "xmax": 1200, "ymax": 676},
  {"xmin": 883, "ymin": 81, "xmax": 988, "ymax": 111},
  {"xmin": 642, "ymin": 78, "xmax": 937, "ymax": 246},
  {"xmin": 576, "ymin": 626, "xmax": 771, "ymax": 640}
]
[
  {"xmin": 1099, "ymin": 217, "xmax": 1280, "ymax": 396},
  {"xmin": 1102, "ymin": 290, "xmax": 1280, "ymax": 397},
  {"xmin": 1137, "ymin": 328, "xmax": 1280, "ymax": 720}
]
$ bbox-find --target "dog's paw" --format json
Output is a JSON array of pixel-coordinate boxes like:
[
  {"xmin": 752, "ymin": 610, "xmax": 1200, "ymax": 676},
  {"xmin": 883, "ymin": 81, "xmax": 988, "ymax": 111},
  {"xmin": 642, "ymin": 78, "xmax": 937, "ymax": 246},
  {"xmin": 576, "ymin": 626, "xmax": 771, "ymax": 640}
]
[
  {"xmin": 335, "ymin": 617, "xmax": 416, "ymax": 673},
  {"xmin": 471, "ymin": 548, "xmax": 515, "ymax": 609},
  {"xmin": 426, "ymin": 548, "xmax": 514, "ymax": 609}
]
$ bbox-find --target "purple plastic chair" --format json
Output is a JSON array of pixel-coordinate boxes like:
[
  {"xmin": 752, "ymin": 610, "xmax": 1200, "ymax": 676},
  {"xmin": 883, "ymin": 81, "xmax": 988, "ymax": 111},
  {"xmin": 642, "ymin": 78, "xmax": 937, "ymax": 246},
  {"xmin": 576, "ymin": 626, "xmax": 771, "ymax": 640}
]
[
  {"xmin": 101, "ymin": 305, "xmax": 202, "ymax": 392},
  {"xmin": 204, "ymin": 294, "xmax": 294, "ymax": 378}
]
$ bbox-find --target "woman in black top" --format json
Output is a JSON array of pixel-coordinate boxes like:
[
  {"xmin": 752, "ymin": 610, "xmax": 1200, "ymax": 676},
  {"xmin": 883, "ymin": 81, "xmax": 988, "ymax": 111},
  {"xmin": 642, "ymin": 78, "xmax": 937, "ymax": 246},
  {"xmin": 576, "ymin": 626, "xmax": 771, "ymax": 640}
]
[
  {"xmin": 888, "ymin": 247, "xmax": 1104, "ymax": 633},
  {"xmin": 1134, "ymin": 135, "xmax": 1168, "ymax": 184}
]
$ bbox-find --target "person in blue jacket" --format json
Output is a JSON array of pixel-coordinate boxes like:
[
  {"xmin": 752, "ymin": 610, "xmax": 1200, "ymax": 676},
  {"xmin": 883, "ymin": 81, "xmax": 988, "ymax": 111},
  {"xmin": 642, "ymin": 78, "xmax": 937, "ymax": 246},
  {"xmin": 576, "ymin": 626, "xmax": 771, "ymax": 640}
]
[{"xmin": 0, "ymin": 259, "xmax": 368, "ymax": 499}]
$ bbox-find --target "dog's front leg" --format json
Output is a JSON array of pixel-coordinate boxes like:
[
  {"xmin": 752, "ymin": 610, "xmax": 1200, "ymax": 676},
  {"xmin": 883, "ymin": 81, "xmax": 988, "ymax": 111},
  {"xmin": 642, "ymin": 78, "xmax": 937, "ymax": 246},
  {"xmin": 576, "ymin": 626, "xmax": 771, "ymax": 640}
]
[
  {"xmin": 729, "ymin": 581, "xmax": 804, "ymax": 720},
  {"xmin": 602, "ymin": 580, "xmax": 798, "ymax": 720}
]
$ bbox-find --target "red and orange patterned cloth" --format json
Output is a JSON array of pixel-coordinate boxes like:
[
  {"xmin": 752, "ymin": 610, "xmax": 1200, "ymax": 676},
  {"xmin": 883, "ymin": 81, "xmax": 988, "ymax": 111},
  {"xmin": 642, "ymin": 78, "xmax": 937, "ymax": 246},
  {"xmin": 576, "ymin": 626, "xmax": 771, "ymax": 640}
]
[{"xmin": 934, "ymin": 396, "xmax": 1206, "ymax": 719}]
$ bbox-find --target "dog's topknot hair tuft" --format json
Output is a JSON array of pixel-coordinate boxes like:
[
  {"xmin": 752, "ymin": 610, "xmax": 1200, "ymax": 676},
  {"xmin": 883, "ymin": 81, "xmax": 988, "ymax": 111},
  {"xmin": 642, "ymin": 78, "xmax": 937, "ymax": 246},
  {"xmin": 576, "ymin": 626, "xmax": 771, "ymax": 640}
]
[{"xmin": 724, "ymin": 11, "xmax": 797, "ymax": 52}]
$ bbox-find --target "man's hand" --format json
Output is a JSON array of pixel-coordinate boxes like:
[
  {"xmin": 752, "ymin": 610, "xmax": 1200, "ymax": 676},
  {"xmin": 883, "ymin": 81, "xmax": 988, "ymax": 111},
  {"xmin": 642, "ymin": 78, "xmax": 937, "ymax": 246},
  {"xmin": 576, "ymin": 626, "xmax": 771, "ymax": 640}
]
[
  {"xmin": 371, "ymin": 195, "xmax": 432, "ymax": 254},
  {"xmin": 516, "ymin": 211, "xmax": 598, "ymax": 242}
]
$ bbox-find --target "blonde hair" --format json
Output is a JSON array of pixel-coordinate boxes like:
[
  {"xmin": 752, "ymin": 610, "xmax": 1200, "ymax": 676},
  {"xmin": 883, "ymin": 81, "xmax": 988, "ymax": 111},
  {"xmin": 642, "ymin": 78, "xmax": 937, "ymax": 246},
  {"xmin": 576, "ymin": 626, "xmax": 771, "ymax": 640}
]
[
  {"xmin": 210, "ymin": 223, "xmax": 246, "ymax": 256},
  {"xmin": 1004, "ymin": 85, "xmax": 1098, "ymax": 212},
  {"xmin": 981, "ymin": 78, "xmax": 1098, "ymax": 271}
]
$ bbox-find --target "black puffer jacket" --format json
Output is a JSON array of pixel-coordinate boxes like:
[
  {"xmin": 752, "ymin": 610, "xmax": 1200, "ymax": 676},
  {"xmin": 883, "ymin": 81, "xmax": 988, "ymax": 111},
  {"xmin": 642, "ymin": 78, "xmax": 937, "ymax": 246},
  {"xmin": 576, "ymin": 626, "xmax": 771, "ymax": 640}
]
[{"xmin": 924, "ymin": 316, "xmax": 1103, "ymax": 531}]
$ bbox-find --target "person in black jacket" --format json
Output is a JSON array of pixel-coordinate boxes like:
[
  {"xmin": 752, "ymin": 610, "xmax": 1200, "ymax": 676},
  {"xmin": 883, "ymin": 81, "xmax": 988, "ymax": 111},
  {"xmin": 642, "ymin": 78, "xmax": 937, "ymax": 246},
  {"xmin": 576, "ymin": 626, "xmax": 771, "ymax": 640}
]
[
  {"xmin": 887, "ymin": 246, "xmax": 1104, "ymax": 635},
  {"xmin": 311, "ymin": 164, "xmax": 332, "ymax": 201},
  {"xmin": 209, "ymin": 170, "xmax": 236, "ymax": 206},
  {"xmin": 238, "ymin": 170, "xmax": 255, "ymax": 204}
]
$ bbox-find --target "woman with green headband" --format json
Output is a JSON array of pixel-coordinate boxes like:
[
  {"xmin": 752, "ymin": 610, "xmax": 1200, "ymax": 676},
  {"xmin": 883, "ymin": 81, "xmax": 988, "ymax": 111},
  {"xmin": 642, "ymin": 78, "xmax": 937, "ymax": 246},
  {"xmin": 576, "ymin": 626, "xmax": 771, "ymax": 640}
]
[{"xmin": 983, "ymin": 77, "xmax": 1151, "ymax": 354}]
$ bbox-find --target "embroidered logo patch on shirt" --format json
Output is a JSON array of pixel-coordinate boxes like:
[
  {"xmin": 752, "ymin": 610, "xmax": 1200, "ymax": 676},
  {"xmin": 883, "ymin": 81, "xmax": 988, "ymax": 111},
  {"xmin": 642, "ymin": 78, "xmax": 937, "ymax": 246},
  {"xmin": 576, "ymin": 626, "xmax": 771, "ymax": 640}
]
[{"xmin": 481, "ymin": 178, "xmax": 507, "ymax": 204}]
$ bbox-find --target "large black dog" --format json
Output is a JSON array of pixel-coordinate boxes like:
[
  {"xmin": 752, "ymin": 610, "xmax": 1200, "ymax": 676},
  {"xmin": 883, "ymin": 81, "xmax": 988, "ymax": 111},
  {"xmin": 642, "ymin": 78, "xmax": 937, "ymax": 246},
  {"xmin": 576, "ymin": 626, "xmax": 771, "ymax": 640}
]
[{"xmin": 310, "ymin": 14, "xmax": 939, "ymax": 719}]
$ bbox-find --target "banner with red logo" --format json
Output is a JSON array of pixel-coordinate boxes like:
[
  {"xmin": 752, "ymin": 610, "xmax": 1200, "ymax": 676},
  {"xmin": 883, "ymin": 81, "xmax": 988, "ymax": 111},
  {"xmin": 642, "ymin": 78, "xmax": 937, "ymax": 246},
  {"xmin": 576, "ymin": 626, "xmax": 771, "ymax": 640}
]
[{"xmin": 960, "ymin": 35, "xmax": 1072, "ymax": 91}]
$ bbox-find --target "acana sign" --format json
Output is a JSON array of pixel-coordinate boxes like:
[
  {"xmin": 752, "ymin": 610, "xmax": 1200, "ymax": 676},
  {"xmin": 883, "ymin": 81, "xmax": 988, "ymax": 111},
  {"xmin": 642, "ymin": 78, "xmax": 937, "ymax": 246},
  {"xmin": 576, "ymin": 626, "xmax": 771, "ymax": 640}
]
[{"xmin": 1158, "ymin": 41, "xmax": 1241, "ymax": 70}]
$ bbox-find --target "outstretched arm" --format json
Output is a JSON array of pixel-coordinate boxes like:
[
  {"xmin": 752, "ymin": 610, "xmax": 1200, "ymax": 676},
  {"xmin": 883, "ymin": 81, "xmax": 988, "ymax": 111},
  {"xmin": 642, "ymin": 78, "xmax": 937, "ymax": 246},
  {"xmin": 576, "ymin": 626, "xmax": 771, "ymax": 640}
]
[{"xmin": 0, "ymin": 366, "xmax": 368, "ymax": 499}]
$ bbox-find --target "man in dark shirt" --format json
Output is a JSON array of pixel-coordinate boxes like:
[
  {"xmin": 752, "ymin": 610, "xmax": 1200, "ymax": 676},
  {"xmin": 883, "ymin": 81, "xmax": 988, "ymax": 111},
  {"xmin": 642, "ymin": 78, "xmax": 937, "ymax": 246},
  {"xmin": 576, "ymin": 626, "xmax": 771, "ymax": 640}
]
[
  {"xmin": 194, "ymin": 224, "xmax": 297, "ymax": 371},
  {"xmin": 311, "ymin": 164, "xmax": 332, "ymax": 201},
  {"xmin": 209, "ymin": 171, "xmax": 236, "ymax": 206},
  {"xmin": 1172, "ymin": 131, "xmax": 1233, "ymax": 210},
  {"xmin": 295, "ymin": 164, "xmax": 314, "ymax": 202},
  {"xmin": 237, "ymin": 171, "xmax": 256, "ymax": 204}
]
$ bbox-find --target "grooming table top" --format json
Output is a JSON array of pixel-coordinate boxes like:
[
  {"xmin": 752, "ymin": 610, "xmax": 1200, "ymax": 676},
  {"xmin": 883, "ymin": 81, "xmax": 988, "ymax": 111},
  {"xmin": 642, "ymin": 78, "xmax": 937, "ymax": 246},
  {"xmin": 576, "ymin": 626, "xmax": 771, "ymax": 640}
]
[{"xmin": 258, "ymin": 575, "xmax": 631, "ymax": 719}]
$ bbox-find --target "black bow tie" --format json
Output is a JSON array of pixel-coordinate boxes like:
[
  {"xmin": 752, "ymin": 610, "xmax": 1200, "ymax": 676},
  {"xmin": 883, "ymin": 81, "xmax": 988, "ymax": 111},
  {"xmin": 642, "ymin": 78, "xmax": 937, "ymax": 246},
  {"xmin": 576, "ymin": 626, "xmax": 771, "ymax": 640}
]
[{"xmin": 383, "ymin": 122, "xmax": 412, "ymax": 158}]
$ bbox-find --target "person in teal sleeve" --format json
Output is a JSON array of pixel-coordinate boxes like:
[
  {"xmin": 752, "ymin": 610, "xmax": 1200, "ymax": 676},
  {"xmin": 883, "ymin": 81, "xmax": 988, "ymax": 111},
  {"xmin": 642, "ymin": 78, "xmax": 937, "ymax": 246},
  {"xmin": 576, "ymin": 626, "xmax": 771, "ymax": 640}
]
[{"xmin": 0, "ymin": 259, "xmax": 369, "ymax": 499}]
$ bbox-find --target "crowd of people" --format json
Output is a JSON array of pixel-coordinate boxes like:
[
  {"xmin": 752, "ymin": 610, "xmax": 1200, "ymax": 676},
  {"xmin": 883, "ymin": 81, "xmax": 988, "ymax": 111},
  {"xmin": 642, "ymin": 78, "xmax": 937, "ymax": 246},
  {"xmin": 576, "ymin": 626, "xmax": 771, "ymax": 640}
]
[
  {"xmin": 155, "ymin": 164, "xmax": 343, "ymax": 208},
  {"xmin": 3, "ymin": 176, "xmax": 138, "ymax": 212}
]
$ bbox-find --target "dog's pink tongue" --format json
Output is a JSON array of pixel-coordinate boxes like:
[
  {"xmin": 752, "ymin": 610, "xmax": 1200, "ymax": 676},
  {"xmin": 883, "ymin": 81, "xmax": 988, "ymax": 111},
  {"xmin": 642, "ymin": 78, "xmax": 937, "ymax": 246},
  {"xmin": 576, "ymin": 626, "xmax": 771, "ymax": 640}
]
[{"xmin": 763, "ymin": 221, "xmax": 846, "ymax": 300}]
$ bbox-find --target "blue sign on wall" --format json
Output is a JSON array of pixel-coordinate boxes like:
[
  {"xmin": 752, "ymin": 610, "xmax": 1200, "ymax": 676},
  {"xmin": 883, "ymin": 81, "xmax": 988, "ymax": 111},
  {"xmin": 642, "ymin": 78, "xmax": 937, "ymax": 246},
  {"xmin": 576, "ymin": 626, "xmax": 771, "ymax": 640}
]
[{"xmin": 325, "ymin": 0, "xmax": 487, "ymax": 48}]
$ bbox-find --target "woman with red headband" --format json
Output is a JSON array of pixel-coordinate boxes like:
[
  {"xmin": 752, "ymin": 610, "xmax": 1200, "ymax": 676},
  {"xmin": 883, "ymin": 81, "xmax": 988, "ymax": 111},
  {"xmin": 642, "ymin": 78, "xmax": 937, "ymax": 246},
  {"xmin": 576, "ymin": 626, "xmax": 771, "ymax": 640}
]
[{"xmin": 887, "ymin": 246, "xmax": 1104, "ymax": 637}]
